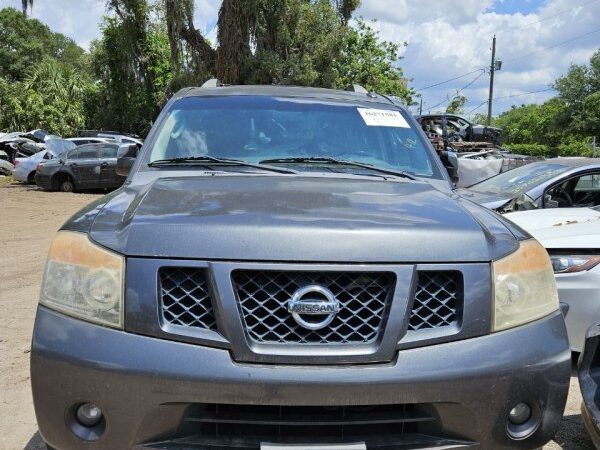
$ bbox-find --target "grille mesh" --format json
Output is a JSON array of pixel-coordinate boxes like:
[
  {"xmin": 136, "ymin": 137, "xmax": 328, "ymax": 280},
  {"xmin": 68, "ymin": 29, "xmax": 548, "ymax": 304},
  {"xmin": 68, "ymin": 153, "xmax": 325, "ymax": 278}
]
[
  {"xmin": 160, "ymin": 267, "xmax": 217, "ymax": 331},
  {"xmin": 409, "ymin": 271, "xmax": 462, "ymax": 331},
  {"xmin": 232, "ymin": 271, "xmax": 395, "ymax": 344}
]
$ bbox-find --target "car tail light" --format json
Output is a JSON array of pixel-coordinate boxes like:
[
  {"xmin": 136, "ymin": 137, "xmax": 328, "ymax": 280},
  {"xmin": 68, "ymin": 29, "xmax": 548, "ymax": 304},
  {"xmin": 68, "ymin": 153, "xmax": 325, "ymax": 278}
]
[
  {"xmin": 36, "ymin": 163, "xmax": 42, "ymax": 172},
  {"xmin": 14, "ymin": 160, "xmax": 19, "ymax": 168}
]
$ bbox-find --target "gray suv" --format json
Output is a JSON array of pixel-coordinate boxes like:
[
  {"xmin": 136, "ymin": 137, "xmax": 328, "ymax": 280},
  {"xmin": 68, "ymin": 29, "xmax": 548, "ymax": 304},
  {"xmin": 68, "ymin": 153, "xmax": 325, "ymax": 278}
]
[{"xmin": 31, "ymin": 84, "xmax": 570, "ymax": 450}]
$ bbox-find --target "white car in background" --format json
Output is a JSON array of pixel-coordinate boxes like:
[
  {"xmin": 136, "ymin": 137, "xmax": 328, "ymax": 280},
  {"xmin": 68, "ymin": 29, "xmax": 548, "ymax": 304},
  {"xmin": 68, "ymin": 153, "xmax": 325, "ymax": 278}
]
[{"xmin": 505, "ymin": 207, "xmax": 600, "ymax": 352}]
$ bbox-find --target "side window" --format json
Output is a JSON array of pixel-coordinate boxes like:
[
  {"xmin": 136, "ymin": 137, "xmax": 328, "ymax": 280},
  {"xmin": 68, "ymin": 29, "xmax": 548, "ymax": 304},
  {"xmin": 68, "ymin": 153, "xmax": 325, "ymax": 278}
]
[
  {"xmin": 77, "ymin": 148, "xmax": 98, "ymax": 159},
  {"xmin": 99, "ymin": 145, "xmax": 118, "ymax": 158},
  {"xmin": 66, "ymin": 149, "xmax": 79, "ymax": 160},
  {"xmin": 575, "ymin": 174, "xmax": 600, "ymax": 191},
  {"xmin": 574, "ymin": 173, "xmax": 600, "ymax": 207}
]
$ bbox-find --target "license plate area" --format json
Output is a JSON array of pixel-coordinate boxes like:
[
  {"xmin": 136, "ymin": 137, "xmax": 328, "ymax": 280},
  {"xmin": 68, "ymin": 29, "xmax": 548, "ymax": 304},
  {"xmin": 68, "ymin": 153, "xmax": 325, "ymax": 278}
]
[{"xmin": 261, "ymin": 444, "xmax": 367, "ymax": 450}]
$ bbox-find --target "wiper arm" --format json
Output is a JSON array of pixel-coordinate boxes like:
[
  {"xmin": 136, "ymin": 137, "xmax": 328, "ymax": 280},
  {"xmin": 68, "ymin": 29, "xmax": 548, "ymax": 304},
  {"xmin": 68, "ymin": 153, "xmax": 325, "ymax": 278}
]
[
  {"xmin": 260, "ymin": 156, "xmax": 416, "ymax": 180},
  {"xmin": 148, "ymin": 155, "xmax": 297, "ymax": 174}
]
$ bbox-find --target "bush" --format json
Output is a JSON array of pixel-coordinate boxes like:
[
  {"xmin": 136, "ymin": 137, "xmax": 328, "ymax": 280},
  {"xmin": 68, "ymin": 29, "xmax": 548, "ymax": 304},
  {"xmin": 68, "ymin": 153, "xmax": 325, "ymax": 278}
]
[
  {"xmin": 557, "ymin": 140, "xmax": 593, "ymax": 157},
  {"xmin": 504, "ymin": 143, "xmax": 550, "ymax": 157}
]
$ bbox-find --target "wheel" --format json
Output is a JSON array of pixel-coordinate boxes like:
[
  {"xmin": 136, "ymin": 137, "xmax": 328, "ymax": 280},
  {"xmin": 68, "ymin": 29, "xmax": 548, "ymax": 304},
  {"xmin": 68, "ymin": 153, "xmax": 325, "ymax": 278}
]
[
  {"xmin": 27, "ymin": 171, "xmax": 36, "ymax": 184},
  {"xmin": 59, "ymin": 178, "xmax": 75, "ymax": 192}
]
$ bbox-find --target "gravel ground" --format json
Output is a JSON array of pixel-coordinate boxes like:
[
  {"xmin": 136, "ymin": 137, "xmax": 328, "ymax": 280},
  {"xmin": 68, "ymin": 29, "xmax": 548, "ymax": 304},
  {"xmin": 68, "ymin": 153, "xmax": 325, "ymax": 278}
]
[{"xmin": 0, "ymin": 181, "xmax": 594, "ymax": 450}]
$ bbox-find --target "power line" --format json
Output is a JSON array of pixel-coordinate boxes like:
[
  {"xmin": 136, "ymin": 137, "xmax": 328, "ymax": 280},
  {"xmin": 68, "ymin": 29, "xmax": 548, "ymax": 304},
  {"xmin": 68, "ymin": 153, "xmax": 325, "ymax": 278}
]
[
  {"xmin": 465, "ymin": 100, "xmax": 488, "ymax": 116},
  {"xmin": 493, "ymin": 87, "xmax": 555, "ymax": 101},
  {"xmin": 503, "ymin": 26, "xmax": 600, "ymax": 63},
  {"xmin": 424, "ymin": 70, "xmax": 486, "ymax": 112},
  {"xmin": 415, "ymin": 68, "xmax": 484, "ymax": 92}
]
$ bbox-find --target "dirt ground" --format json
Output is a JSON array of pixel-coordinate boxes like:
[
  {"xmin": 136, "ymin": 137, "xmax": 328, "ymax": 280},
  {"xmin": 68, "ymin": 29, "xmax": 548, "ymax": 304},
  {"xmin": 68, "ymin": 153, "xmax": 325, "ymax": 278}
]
[{"xmin": 0, "ymin": 181, "xmax": 595, "ymax": 450}]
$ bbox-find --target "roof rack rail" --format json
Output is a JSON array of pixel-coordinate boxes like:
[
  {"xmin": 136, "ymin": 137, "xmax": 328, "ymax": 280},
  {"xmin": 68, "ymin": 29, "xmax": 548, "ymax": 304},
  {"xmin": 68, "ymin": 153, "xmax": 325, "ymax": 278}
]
[
  {"xmin": 345, "ymin": 84, "xmax": 369, "ymax": 94},
  {"xmin": 202, "ymin": 78, "xmax": 222, "ymax": 88}
]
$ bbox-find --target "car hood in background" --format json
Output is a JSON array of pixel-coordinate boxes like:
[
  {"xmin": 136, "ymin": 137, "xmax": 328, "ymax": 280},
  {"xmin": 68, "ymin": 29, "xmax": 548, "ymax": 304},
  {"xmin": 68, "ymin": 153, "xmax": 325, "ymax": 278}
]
[
  {"xmin": 456, "ymin": 188, "xmax": 514, "ymax": 210},
  {"xmin": 505, "ymin": 208, "xmax": 600, "ymax": 249},
  {"xmin": 73, "ymin": 176, "xmax": 521, "ymax": 263}
]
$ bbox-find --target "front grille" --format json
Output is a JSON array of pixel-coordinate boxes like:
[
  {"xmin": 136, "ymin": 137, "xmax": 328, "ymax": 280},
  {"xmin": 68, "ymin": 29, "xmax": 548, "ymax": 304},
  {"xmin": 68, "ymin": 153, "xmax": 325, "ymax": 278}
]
[
  {"xmin": 232, "ymin": 271, "xmax": 395, "ymax": 344},
  {"xmin": 143, "ymin": 403, "xmax": 476, "ymax": 449},
  {"xmin": 409, "ymin": 271, "xmax": 462, "ymax": 331},
  {"xmin": 159, "ymin": 267, "xmax": 218, "ymax": 331}
]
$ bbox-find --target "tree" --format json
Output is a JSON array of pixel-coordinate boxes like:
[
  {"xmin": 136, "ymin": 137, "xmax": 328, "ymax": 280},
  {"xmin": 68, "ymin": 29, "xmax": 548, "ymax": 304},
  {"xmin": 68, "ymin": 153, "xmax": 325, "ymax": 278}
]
[
  {"xmin": 0, "ymin": 8, "xmax": 88, "ymax": 82},
  {"xmin": 334, "ymin": 19, "xmax": 412, "ymax": 103},
  {"xmin": 446, "ymin": 93, "xmax": 467, "ymax": 114}
]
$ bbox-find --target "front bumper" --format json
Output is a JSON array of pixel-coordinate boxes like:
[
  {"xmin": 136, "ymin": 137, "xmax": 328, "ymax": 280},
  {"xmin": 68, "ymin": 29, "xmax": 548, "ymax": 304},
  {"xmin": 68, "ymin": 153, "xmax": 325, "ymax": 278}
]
[
  {"xmin": 31, "ymin": 307, "xmax": 570, "ymax": 450},
  {"xmin": 556, "ymin": 265, "xmax": 600, "ymax": 352}
]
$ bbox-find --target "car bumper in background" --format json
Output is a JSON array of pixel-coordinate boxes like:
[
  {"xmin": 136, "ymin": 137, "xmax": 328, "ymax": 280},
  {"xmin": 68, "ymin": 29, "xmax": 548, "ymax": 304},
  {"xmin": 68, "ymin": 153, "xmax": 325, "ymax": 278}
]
[
  {"xmin": 31, "ymin": 306, "xmax": 570, "ymax": 450},
  {"xmin": 578, "ymin": 323, "xmax": 600, "ymax": 448},
  {"xmin": 12, "ymin": 165, "xmax": 30, "ymax": 182},
  {"xmin": 556, "ymin": 265, "xmax": 600, "ymax": 352},
  {"xmin": 34, "ymin": 172, "xmax": 53, "ymax": 190}
]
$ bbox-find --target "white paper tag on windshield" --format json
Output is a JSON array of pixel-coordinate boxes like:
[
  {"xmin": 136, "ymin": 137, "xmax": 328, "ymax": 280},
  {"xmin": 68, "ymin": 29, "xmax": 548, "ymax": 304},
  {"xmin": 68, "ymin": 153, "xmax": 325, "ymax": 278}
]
[{"xmin": 357, "ymin": 108, "xmax": 409, "ymax": 128}]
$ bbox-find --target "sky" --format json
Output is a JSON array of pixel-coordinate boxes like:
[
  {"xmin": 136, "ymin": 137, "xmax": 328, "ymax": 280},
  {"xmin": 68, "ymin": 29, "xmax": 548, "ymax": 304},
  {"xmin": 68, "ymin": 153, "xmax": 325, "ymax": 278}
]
[{"xmin": 1, "ymin": 0, "xmax": 599, "ymax": 118}]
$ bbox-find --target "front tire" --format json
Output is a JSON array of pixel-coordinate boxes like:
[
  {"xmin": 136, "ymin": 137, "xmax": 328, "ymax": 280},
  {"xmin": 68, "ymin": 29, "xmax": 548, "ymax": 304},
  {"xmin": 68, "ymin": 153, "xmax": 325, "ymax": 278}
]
[{"xmin": 59, "ymin": 178, "xmax": 75, "ymax": 192}]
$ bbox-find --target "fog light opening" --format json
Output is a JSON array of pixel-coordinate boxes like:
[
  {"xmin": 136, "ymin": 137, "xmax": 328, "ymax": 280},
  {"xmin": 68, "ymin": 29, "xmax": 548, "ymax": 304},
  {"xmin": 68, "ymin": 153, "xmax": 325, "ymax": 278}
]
[
  {"xmin": 76, "ymin": 403, "xmax": 103, "ymax": 427},
  {"xmin": 68, "ymin": 402, "xmax": 106, "ymax": 441},
  {"xmin": 509, "ymin": 402, "xmax": 531, "ymax": 425},
  {"xmin": 506, "ymin": 401, "xmax": 541, "ymax": 440}
]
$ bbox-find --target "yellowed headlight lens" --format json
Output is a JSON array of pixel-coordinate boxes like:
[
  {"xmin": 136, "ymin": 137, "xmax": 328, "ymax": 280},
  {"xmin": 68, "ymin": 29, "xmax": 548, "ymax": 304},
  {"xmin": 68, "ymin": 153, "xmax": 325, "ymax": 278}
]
[
  {"xmin": 40, "ymin": 231, "xmax": 124, "ymax": 328},
  {"xmin": 493, "ymin": 239, "xmax": 559, "ymax": 332}
]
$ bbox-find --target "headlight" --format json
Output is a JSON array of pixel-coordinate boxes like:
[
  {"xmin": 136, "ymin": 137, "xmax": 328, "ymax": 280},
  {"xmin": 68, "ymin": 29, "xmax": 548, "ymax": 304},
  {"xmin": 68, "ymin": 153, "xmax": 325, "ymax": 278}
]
[
  {"xmin": 493, "ymin": 239, "xmax": 559, "ymax": 332},
  {"xmin": 40, "ymin": 231, "xmax": 124, "ymax": 328},
  {"xmin": 550, "ymin": 255, "xmax": 600, "ymax": 274}
]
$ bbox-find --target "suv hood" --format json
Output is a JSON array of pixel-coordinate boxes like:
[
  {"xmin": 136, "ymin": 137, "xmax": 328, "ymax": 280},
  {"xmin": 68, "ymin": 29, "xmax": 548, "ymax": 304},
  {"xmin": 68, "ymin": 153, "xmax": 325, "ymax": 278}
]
[{"xmin": 79, "ymin": 176, "xmax": 520, "ymax": 262}]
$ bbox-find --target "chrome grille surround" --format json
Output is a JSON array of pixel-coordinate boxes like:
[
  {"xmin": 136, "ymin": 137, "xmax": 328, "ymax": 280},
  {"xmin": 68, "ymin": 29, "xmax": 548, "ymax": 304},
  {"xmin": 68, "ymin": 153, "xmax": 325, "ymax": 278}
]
[{"xmin": 231, "ymin": 270, "xmax": 396, "ymax": 345}]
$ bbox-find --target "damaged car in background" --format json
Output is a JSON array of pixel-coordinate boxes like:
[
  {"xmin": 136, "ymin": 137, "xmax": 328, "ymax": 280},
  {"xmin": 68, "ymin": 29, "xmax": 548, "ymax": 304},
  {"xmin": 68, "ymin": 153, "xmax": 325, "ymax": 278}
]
[
  {"xmin": 505, "ymin": 207, "xmax": 600, "ymax": 352},
  {"xmin": 12, "ymin": 139, "xmax": 77, "ymax": 184},
  {"xmin": 460, "ymin": 158, "xmax": 600, "ymax": 213}
]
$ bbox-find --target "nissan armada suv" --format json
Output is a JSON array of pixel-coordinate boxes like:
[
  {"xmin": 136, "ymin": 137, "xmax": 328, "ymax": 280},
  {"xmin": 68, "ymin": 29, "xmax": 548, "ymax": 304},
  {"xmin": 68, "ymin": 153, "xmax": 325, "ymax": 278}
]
[{"xmin": 31, "ymin": 84, "xmax": 571, "ymax": 450}]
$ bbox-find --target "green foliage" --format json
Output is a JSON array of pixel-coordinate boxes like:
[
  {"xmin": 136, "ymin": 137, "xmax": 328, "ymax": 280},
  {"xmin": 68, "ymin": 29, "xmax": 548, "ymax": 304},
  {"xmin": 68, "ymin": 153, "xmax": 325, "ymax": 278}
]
[
  {"xmin": 334, "ymin": 19, "xmax": 412, "ymax": 104},
  {"xmin": 446, "ymin": 93, "xmax": 467, "ymax": 114},
  {"xmin": 0, "ymin": 8, "xmax": 88, "ymax": 82},
  {"xmin": 0, "ymin": 59, "xmax": 91, "ymax": 135},
  {"xmin": 497, "ymin": 50, "xmax": 600, "ymax": 157},
  {"xmin": 504, "ymin": 143, "xmax": 551, "ymax": 157},
  {"xmin": 557, "ymin": 139, "xmax": 594, "ymax": 157},
  {"xmin": 86, "ymin": 15, "xmax": 172, "ymax": 135}
]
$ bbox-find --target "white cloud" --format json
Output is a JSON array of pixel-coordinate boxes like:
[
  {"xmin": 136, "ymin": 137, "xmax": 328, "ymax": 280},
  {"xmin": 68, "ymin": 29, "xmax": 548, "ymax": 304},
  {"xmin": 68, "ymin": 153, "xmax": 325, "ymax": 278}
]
[{"xmin": 358, "ymin": 0, "xmax": 600, "ymax": 116}]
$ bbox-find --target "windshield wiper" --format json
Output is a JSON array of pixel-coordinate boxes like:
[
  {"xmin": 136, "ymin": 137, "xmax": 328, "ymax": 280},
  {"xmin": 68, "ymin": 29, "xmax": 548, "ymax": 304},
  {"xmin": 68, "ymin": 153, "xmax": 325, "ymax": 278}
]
[
  {"xmin": 259, "ymin": 156, "xmax": 416, "ymax": 180},
  {"xmin": 148, "ymin": 155, "xmax": 297, "ymax": 174}
]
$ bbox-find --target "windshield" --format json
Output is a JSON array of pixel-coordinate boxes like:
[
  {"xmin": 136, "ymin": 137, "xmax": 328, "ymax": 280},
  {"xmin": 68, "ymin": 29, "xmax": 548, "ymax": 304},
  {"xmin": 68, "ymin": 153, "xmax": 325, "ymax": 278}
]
[
  {"xmin": 148, "ymin": 95, "xmax": 441, "ymax": 179},
  {"xmin": 471, "ymin": 162, "xmax": 570, "ymax": 196}
]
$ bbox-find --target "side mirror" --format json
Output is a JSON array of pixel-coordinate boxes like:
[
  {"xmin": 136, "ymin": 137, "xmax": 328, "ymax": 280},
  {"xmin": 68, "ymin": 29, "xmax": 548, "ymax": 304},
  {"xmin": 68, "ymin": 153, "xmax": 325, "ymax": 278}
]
[
  {"xmin": 116, "ymin": 144, "xmax": 139, "ymax": 177},
  {"xmin": 440, "ymin": 150, "xmax": 459, "ymax": 184}
]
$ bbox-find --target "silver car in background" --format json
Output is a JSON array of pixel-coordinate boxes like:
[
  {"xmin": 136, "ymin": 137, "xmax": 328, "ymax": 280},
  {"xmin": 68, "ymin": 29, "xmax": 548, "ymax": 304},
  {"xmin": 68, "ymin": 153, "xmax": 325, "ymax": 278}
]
[
  {"xmin": 506, "ymin": 207, "xmax": 600, "ymax": 352},
  {"xmin": 12, "ymin": 139, "xmax": 76, "ymax": 183}
]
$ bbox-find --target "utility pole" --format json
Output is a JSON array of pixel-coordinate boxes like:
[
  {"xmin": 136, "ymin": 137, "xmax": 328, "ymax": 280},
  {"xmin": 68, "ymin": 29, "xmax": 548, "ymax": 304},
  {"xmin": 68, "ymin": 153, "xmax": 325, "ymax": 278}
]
[
  {"xmin": 487, "ymin": 35, "xmax": 497, "ymax": 126},
  {"xmin": 419, "ymin": 97, "xmax": 423, "ymax": 117}
]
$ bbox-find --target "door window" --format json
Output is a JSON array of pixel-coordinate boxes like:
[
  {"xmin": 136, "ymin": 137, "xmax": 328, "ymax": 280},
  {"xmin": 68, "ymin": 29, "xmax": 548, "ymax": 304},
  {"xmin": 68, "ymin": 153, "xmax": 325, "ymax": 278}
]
[
  {"xmin": 76, "ymin": 147, "xmax": 99, "ymax": 159},
  {"xmin": 99, "ymin": 145, "xmax": 119, "ymax": 158}
]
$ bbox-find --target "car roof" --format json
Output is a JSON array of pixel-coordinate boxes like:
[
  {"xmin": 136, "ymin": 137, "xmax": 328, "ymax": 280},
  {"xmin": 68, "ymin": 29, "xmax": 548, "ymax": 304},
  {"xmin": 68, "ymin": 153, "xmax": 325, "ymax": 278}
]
[
  {"xmin": 531, "ymin": 157, "xmax": 600, "ymax": 168},
  {"xmin": 174, "ymin": 84, "xmax": 401, "ymax": 107}
]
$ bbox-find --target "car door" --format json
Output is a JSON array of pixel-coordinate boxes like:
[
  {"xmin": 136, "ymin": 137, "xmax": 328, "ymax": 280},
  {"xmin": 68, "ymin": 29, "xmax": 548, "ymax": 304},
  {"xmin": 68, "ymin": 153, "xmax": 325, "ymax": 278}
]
[
  {"xmin": 542, "ymin": 169, "xmax": 600, "ymax": 208},
  {"xmin": 68, "ymin": 145, "xmax": 101, "ymax": 188},
  {"xmin": 98, "ymin": 144, "xmax": 121, "ymax": 188}
]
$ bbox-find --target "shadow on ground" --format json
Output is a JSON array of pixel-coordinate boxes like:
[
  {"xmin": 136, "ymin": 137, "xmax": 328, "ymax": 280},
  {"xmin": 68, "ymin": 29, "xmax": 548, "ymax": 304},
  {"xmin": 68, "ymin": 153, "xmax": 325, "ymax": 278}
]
[{"xmin": 23, "ymin": 432, "xmax": 45, "ymax": 450}]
